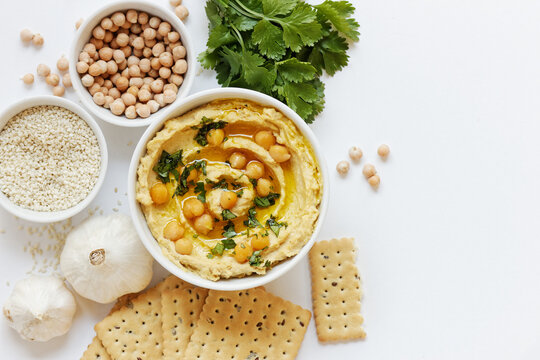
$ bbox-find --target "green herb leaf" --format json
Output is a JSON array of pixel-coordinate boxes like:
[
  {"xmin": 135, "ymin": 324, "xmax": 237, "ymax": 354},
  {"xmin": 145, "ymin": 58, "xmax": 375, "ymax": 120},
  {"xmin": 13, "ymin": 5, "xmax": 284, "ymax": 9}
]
[
  {"xmin": 222, "ymin": 209, "xmax": 237, "ymax": 220},
  {"xmin": 222, "ymin": 221, "xmax": 237, "ymax": 238},
  {"xmin": 153, "ymin": 150, "xmax": 184, "ymax": 183},
  {"xmin": 211, "ymin": 242, "xmax": 225, "ymax": 256},
  {"xmin": 249, "ymin": 249, "xmax": 263, "ymax": 266},
  {"xmin": 206, "ymin": 178, "xmax": 229, "ymax": 189},
  {"xmin": 262, "ymin": 0, "xmax": 298, "ymax": 16},
  {"xmin": 315, "ymin": 0, "xmax": 360, "ymax": 41},
  {"xmin": 266, "ymin": 215, "xmax": 288, "ymax": 236},
  {"xmin": 244, "ymin": 207, "xmax": 263, "ymax": 228},
  {"xmin": 193, "ymin": 116, "xmax": 227, "ymax": 146},
  {"xmin": 252, "ymin": 20, "xmax": 286, "ymax": 60},
  {"xmin": 280, "ymin": 3, "xmax": 323, "ymax": 52},
  {"xmin": 277, "ymin": 58, "xmax": 317, "ymax": 83},
  {"xmin": 222, "ymin": 238, "xmax": 237, "ymax": 249},
  {"xmin": 194, "ymin": 181, "xmax": 207, "ymax": 203},
  {"xmin": 254, "ymin": 192, "xmax": 280, "ymax": 208},
  {"xmin": 264, "ymin": 260, "xmax": 272, "ymax": 268}
]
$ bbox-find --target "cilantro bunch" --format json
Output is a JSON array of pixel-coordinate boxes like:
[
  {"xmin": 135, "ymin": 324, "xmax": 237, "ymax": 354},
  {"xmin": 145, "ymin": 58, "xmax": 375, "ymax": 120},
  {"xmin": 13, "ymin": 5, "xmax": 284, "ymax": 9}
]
[{"xmin": 199, "ymin": 0, "xmax": 360, "ymax": 123}]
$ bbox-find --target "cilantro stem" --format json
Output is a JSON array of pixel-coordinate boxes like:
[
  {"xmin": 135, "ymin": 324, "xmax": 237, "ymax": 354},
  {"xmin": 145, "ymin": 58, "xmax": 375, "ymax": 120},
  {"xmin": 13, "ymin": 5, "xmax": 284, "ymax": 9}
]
[
  {"xmin": 230, "ymin": 24, "xmax": 245, "ymax": 51},
  {"xmin": 231, "ymin": 0, "xmax": 264, "ymax": 19}
]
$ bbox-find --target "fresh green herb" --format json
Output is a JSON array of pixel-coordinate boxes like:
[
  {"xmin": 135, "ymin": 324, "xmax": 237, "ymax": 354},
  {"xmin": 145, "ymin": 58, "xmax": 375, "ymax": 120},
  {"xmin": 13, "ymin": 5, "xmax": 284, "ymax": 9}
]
[
  {"xmin": 249, "ymin": 178, "xmax": 258, "ymax": 187},
  {"xmin": 222, "ymin": 209, "xmax": 237, "ymax": 220},
  {"xmin": 266, "ymin": 215, "xmax": 287, "ymax": 236},
  {"xmin": 199, "ymin": 0, "xmax": 359, "ymax": 123},
  {"xmin": 207, "ymin": 253, "xmax": 214, "ymax": 259},
  {"xmin": 254, "ymin": 192, "xmax": 280, "ymax": 208},
  {"xmin": 231, "ymin": 182, "xmax": 242, "ymax": 189},
  {"xmin": 249, "ymin": 249, "xmax": 264, "ymax": 266},
  {"xmin": 153, "ymin": 150, "xmax": 183, "ymax": 183},
  {"xmin": 244, "ymin": 207, "xmax": 263, "ymax": 228},
  {"xmin": 174, "ymin": 160, "xmax": 208, "ymax": 197},
  {"xmin": 236, "ymin": 189, "xmax": 244, "ymax": 197},
  {"xmin": 206, "ymin": 178, "xmax": 229, "ymax": 189},
  {"xmin": 222, "ymin": 238, "xmax": 237, "ymax": 249},
  {"xmin": 211, "ymin": 242, "xmax": 225, "ymax": 256},
  {"xmin": 264, "ymin": 260, "xmax": 272, "ymax": 268},
  {"xmin": 194, "ymin": 181, "xmax": 207, "ymax": 202},
  {"xmin": 193, "ymin": 116, "xmax": 228, "ymax": 146},
  {"xmin": 222, "ymin": 221, "xmax": 237, "ymax": 238}
]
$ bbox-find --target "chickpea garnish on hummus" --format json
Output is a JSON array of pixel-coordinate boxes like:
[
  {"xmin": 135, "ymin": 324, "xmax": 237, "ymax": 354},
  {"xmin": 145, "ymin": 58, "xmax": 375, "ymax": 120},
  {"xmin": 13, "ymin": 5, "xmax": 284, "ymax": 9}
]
[{"xmin": 136, "ymin": 99, "xmax": 323, "ymax": 281}]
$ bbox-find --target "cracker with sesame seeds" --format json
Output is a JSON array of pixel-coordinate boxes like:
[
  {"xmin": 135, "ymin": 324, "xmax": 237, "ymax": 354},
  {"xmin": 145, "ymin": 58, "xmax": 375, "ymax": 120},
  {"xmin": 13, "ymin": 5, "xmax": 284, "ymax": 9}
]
[
  {"xmin": 184, "ymin": 287, "xmax": 311, "ymax": 360},
  {"xmin": 161, "ymin": 287, "xmax": 209, "ymax": 360},
  {"xmin": 308, "ymin": 238, "xmax": 366, "ymax": 342}
]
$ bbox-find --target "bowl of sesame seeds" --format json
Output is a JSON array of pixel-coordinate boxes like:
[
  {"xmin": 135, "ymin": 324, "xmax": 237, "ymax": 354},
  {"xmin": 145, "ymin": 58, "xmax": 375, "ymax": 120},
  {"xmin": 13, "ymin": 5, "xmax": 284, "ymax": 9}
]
[{"xmin": 0, "ymin": 96, "xmax": 108, "ymax": 223}]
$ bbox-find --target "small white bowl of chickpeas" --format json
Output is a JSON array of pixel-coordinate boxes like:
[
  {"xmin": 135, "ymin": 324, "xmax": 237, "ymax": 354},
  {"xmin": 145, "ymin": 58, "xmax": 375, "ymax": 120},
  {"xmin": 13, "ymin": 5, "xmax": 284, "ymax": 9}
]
[{"xmin": 69, "ymin": 0, "xmax": 195, "ymax": 127}]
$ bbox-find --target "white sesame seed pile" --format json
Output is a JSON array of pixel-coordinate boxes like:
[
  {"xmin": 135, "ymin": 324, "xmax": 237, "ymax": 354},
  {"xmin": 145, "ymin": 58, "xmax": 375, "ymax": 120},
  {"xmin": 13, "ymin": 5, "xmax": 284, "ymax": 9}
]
[{"xmin": 0, "ymin": 105, "xmax": 101, "ymax": 211}]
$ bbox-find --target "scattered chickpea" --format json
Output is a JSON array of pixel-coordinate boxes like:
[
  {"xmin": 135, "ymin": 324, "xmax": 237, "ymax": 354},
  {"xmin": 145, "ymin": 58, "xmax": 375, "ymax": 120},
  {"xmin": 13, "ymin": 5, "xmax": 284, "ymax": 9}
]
[
  {"xmin": 170, "ymin": 0, "xmax": 182, "ymax": 7},
  {"xmin": 20, "ymin": 28, "xmax": 34, "ymax": 43},
  {"xmin": 378, "ymin": 144, "xmax": 390, "ymax": 158},
  {"xmin": 269, "ymin": 145, "xmax": 291, "ymax": 163},
  {"xmin": 254, "ymin": 130, "xmax": 275, "ymax": 150},
  {"xmin": 36, "ymin": 64, "xmax": 50, "ymax": 77},
  {"xmin": 175, "ymin": 238, "xmax": 192, "ymax": 255},
  {"xmin": 55, "ymin": 56, "xmax": 69, "ymax": 72},
  {"xmin": 349, "ymin": 146, "xmax": 363, "ymax": 162},
  {"xmin": 251, "ymin": 234, "xmax": 269, "ymax": 251},
  {"xmin": 336, "ymin": 160, "xmax": 350, "ymax": 175},
  {"xmin": 52, "ymin": 85, "xmax": 65, "ymax": 97},
  {"xmin": 110, "ymin": 99, "xmax": 126, "ymax": 115},
  {"xmin": 32, "ymin": 33, "xmax": 44, "ymax": 46},
  {"xmin": 220, "ymin": 191, "xmax": 238, "ymax": 210},
  {"xmin": 368, "ymin": 174, "xmax": 380, "ymax": 187},
  {"xmin": 245, "ymin": 161, "xmax": 265, "ymax": 179},
  {"xmin": 207, "ymin": 129, "xmax": 225, "ymax": 146},
  {"xmin": 234, "ymin": 242, "xmax": 253, "ymax": 263},
  {"xmin": 21, "ymin": 73, "xmax": 34, "ymax": 85},
  {"xmin": 229, "ymin": 152, "xmax": 247, "ymax": 169},
  {"xmin": 183, "ymin": 198, "xmax": 205, "ymax": 219},
  {"xmin": 62, "ymin": 73, "xmax": 72, "ymax": 87},
  {"xmin": 175, "ymin": 5, "xmax": 189, "ymax": 20},
  {"xmin": 256, "ymin": 178, "xmax": 273, "ymax": 197},
  {"xmin": 75, "ymin": 18, "xmax": 84, "ymax": 30},
  {"xmin": 45, "ymin": 73, "xmax": 60, "ymax": 86},
  {"xmin": 163, "ymin": 219, "xmax": 184, "ymax": 241},
  {"xmin": 362, "ymin": 164, "xmax": 376, "ymax": 178},
  {"xmin": 193, "ymin": 214, "xmax": 213, "ymax": 235}
]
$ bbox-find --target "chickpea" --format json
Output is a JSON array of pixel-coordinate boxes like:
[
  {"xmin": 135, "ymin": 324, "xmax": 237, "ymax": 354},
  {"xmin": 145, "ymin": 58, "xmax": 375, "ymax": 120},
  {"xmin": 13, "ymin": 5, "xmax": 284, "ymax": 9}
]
[
  {"xmin": 90, "ymin": 37, "xmax": 104, "ymax": 50},
  {"xmin": 172, "ymin": 45, "xmax": 186, "ymax": 60},
  {"xmin": 88, "ymin": 83, "xmax": 101, "ymax": 96},
  {"xmin": 154, "ymin": 93, "xmax": 165, "ymax": 107},
  {"xmin": 207, "ymin": 128, "xmax": 225, "ymax": 146},
  {"xmin": 111, "ymin": 12, "xmax": 126, "ymax": 26},
  {"xmin": 142, "ymin": 27, "xmax": 156, "ymax": 41},
  {"xmin": 92, "ymin": 26, "xmax": 105, "ymax": 40},
  {"xmin": 168, "ymin": 31, "xmax": 180, "ymax": 43},
  {"xmin": 159, "ymin": 52, "xmax": 173, "ymax": 67},
  {"xmin": 88, "ymin": 63, "xmax": 102, "ymax": 76},
  {"xmin": 142, "ymin": 47, "xmax": 152, "ymax": 58},
  {"xmin": 256, "ymin": 178, "xmax": 272, "ymax": 197},
  {"xmin": 138, "ymin": 12, "xmax": 149, "ymax": 25},
  {"xmin": 126, "ymin": 9, "xmax": 138, "ymax": 23},
  {"xmin": 175, "ymin": 5, "xmax": 189, "ymax": 21},
  {"xmin": 79, "ymin": 51, "xmax": 91, "ymax": 63},
  {"xmin": 159, "ymin": 67, "xmax": 172, "ymax": 79},
  {"xmin": 172, "ymin": 59, "xmax": 187, "ymax": 74},
  {"xmin": 368, "ymin": 174, "xmax": 380, "ymax": 187},
  {"xmin": 97, "ymin": 59, "xmax": 107, "ymax": 74},
  {"xmin": 254, "ymin": 130, "xmax": 275, "ymax": 150},
  {"xmin": 121, "ymin": 68, "xmax": 130, "ymax": 78},
  {"xmin": 134, "ymin": 37, "xmax": 146, "ymax": 50},
  {"xmin": 103, "ymin": 96, "xmax": 114, "ymax": 109},
  {"xmin": 143, "ymin": 77, "xmax": 154, "ymax": 85},
  {"xmin": 245, "ymin": 161, "xmax": 265, "ymax": 179},
  {"xmin": 100, "ymin": 17, "xmax": 113, "ymax": 30},
  {"xmin": 116, "ymin": 33, "xmax": 130, "ymax": 47},
  {"xmin": 148, "ymin": 68, "xmax": 159, "ymax": 78},
  {"xmin": 110, "ymin": 99, "xmax": 126, "ymax": 115},
  {"xmin": 45, "ymin": 73, "xmax": 60, "ymax": 86},
  {"xmin": 149, "ymin": 16, "xmax": 161, "ymax": 29},
  {"xmin": 20, "ymin": 28, "xmax": 34, "ymax": 43},
  {"xmin": 251, "ymin": 234, "xmax": 269, "ymax": 251},
  {"xmin": 76, "ymin": 61, "xmax": 89, "ymax": 74},
  {"xmin": 94, "ymin": 76, "xmax": 104, "ymax": 86},
  {"xmin": 229, "ymin": 152, "xmax": 247, "ymax": 169},
  {"xmin": 21, "ymin": 73, "xmax": 34, "ymax": 85},
  {"xmin": 137, "ymin": 104, "xmax": 151, "ymax": 118},
  {"xmin": 163, "ymin": 89, "xmax": 176, "ymax": 103},
  {"xmin": 130, "ymin": 77, "xmax": 143, "ymax": 88},
  {"xmin": 164, "ymin": 83, "xmax": 178, "ymax": 92},
  {"xmin": 36, "ymin": 64, "xmax": 50, "ymax": 77},
  {"xmin": 148, "ymin": 100, "xmax": 160, "ymax": 113},
  {"xmin": 150, "ymin": 182, "xmax": 169, "ymax": 204},
  {"xmin": 105, "ymin": 60, "xmax": 117, "ymax": 75},
  {"xmin": 56, "ymin": 55, "xmax": 69, "ymax": 71},
  {"xmin": 125, "ymin": 105, "xmax": 137, "ymax": 119},
  {"xmin": 183, "ymin": 198, "xmax": 204, "ymax": 219},
  {"xmin": 128, "ymin": 64, "xmax": 141, "ymax": 77},
  {"xmin": 269, "ymin": 145, "xmax": 291, "ymax": 163},
  {"xmin": 81, "ymin": 74, "xmax": 94, "ymax": 87},
  {"xmin": 93, "ymin": 92, "xmax": 106, "ymax": 106},
  {"xmin": 122, "ymin": 93, "xmax": 137, "ymax": 106},
  {"xmin": 152, "ymin": 43, "xmax": 165, "ymax": 57},
  {"xmin": 170, "ymin": 0, "xmax": 182, "ymax": 6},
  {"xmin": 116, "ymin": 76, "xmax": 129, "ymax": 91},
  {"xmin": 121, "ymin": 45, "xmax": 132, "ymax": 58},
  {"xmin": 75, "ymin": 18, "xmax": 84, "ymax": 30},
  {"xmin": 336, "ymin": 160, "xmax": 350, "ymax": 175},
  {"xmin": 83, "ymin": 43, "xmax": 97, "ymax": 57},
  {"xmin": 362, "ymin": 164, "xmax": 376, "ymax": 178},
  {"xmin": 377, "ymin": 144, "xmax": 390, "ymax": 158},
  {"xmin": 109, "ymin": 87, "xmax": 121, "ymax": 99},
  {"xmin": 127, "ymin": 55, "xmax": 140, "ymax": 67},
  {"xmin": 193, "ymin": 214, "xmax": 213, "ymax": 235},
  {"xmin": 138, "ymin": 89, "xmax": 152, "ymax": 103},
  {"xmin": 169, "ymin": 74, "xmax": 184, "ymax": 87},
  {"xmin": 32, "ymin": 34, "xmax": 44, "ymax": 46},
  {"xmin": 52, "ymin": 85, "xmax": 65, "ymax": 97},
  {"xmin": 220, "ymin": 191, "xmax": 238, "ymax": 210},
  {"xmin": 150, "ymin": 78, "xmax": 164, "ymax": 93},
  {"xmin": 175, "ymin": 238, "xmax": 193, "ymax": 255},
  {"xmin": 98, "ymin": 47, "xmax": 113, "ymax": 61},
  {"xmin": 349, "ymin": 146, "xmax": 363, "ymax": 162},
  {"xmin": 110, "ymin": 24, "xmax": 119, "ymax": 32},
  {"xmin": 104, "ymin": 31, "xmax": 114, "ymax": 43},
  {"xmin": 234, "ymin": 242, "xmax": 253, "ymax": 264}
]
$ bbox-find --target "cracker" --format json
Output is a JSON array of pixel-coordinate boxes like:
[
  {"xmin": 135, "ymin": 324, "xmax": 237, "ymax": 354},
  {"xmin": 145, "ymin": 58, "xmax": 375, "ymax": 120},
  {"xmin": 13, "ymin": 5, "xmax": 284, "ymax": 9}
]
[
  {"xmin": 157, "ymin": 274, "xmax": 190, "ymax": 292},
  {"xmin": 95, "ymin": 285, "xmax": 164, "ymax": 360},
  {"xmin": 184, "ymin": 288, "xmax": 311, "ymax": 360},
  {"xmin": 161, "ymin": 287, "xmax": 209, "ymax": 360},
  {"xmin": 309, "ymin": 237, "xmax": 366, "ymax": 342}
]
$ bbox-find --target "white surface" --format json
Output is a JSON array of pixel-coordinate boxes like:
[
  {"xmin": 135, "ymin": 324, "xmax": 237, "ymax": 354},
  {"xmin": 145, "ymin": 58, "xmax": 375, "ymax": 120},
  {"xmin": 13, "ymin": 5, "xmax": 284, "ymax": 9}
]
[
  {"xmin": 1, "ymin": 0, "xmax": 540, "ymax": 359},
  {"xmin": 127, "ymin": 88, "xmax": 329, "ymax": 291}
]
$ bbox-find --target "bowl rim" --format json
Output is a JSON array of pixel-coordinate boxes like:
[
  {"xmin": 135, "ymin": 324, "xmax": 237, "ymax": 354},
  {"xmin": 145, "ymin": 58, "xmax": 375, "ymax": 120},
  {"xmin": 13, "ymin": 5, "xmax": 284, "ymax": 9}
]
[
  {"xmin": 0, "ymin": 95, "xmax": 108, "ymax": 223},
  {"xmin": 128, "ymin": 88, "xmax": 329, "ymax": 290},
  {"xmin": 68, "ymin": 0, "xmax": 195, "ymax": 128}
]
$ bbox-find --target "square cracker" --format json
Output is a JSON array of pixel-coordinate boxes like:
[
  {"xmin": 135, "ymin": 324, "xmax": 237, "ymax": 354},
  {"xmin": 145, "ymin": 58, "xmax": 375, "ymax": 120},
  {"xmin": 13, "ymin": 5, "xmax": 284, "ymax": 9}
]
[
  {"xmin": 184, "ymin": 288, "xmax": 311, "ymax": 360},
  {"xmin": 309, "ymin": 238, "xmax": 366, "ymax": 342},
  {"xmin": 161, "ymin": 287, "xmax": 209, "ymax": 360}
]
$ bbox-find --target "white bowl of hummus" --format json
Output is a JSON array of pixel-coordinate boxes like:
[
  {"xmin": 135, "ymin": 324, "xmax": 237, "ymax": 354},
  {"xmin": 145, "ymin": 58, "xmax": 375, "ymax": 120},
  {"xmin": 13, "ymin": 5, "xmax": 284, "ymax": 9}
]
[{"xmin": 128, "ymin": 88, "xmax": 328, "ymax": 290}]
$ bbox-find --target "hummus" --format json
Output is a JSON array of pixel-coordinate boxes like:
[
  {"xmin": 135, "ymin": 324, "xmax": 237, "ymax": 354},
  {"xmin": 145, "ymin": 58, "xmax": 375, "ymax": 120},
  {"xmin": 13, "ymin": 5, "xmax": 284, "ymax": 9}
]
[{"xmin": 136, "ymin": 99, "xmax": 322, "ymax": 281}]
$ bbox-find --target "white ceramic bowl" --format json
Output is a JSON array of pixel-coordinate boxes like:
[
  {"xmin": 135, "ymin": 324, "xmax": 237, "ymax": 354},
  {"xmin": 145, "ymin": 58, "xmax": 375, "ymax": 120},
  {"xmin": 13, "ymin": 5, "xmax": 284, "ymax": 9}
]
[
  {"xmin": 0, "ymin": 96, "xmax": 108, "ymax": 223},
  {"xmin": 69, "ymin": 0, "xmax": 195, "ymax": 127},
  {"xmin": 128, "ymin": 88, "xmax": 329, "ymax": 290}
]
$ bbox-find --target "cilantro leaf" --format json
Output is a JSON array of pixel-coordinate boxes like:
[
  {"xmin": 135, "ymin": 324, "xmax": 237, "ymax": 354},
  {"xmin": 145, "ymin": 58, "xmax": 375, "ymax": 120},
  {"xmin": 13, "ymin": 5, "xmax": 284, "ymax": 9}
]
[
  {"xmin": 280, "ymin": 3, "xmax": 323, "ymax": 52},
  {"xmin": 222, "ymin": 209, "xmax": 237, "ymax": 220},
  {"xmin": 243, "ymin": 207, "xmax": 263, "ymax": 228},
  {"xmin": 222, "ymin": 238, "xmax": 237, "ymax": 249},
  {"xmin": 207, "ymin": 24, "xmax": 237, "ymax": 52},
  {"xmin": 249, "ymin": 249, "xmax": 264, "ymax": 266},
  {"xmin": 254, "ymin": 192, "xmax": 280, "ymax": 208},
  {"xmin": 277, "ymin": 58, "xmax": 317, "ymax": 83},
  {"xmin": 205, "ymin": 1, "xmax": 222, "ymax": 28},
  {"xmin": 194, "ymin": 181, "xmax": 207, "ymax": 203},
  {"xmin": 315, "ymin": 0, "xmax": 360, "ymax": 41},
  {"xmin": 266, "ymin": 215, "xmax": 287, "ymax": 236},
  {"xmin": 222, "ymin": 221, "xmax": 237, "ymax": 238},
  {"xmin": 211, "ymin": 242, "xmax": 225, "ymax": 256},
  {"xmin": 252, "ymin": 20, "xmax": 286, "ymax": 60},
  {"xmin": 153, "ymin": 150, "xmax": 183, "ymax": 183},
  {"xmin": 262, "ymin": 0, "xmax": 298, "ymax": 16},
  {"xmin": 207, "ymin": 178, "xmax": 229, "ymax": 189},
  {"xmin": 193, "ymin": 116, "xmax": 227, "ymax": 146}
]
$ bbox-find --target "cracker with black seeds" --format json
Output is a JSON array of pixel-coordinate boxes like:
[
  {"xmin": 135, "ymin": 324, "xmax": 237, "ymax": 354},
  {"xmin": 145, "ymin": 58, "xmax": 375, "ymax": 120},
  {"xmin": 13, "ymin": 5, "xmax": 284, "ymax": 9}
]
[
  {"xmin": 309, "ymin": 238, "xmax": 366, "ymax": 342},
  {"xmin": 161, "ymin": 287, "xmax": 209, "ymax": 360},
  {"xmin": 184, "ymin": 287, "xmax": 311, "ymax": 360}
]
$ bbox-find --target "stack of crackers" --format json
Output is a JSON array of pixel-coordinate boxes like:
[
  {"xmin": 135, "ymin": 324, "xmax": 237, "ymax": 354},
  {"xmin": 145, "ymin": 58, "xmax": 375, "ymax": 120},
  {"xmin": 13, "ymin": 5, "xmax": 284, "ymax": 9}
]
[{"xmin": 82, "ymin": 276, "xmax": 312, "ymax": 360}]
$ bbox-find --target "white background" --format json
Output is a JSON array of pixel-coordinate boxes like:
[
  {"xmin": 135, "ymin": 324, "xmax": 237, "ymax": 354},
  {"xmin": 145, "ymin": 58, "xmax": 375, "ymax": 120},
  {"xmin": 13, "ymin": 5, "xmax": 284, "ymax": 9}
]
[{"xmin": 1, "ymin": 0, "xmax": 540, "ymax": 359}]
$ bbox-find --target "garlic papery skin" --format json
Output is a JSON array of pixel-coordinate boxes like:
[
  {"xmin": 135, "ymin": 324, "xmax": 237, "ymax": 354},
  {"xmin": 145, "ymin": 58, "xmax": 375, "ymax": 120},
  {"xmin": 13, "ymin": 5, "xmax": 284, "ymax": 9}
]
[
  {"xmin": 60, "ymin": 214, "xmax": 153, "ymax": 304},
  {"xmin": 2, "ymin": 275, "xmax": 76, "ymax": 342}
]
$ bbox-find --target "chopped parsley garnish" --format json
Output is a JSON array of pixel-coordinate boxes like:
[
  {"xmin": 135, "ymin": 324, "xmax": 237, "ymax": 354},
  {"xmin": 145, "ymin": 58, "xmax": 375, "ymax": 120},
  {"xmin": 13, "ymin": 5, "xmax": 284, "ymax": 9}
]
[
  {"xmin": 221, "ymin": 209, "xmax": 237, "ymax": 220},
  {"xmin": 173, "ymin": 160, "xmax": 208, "ymax": 197},
  {"xmin": 254, "ymin": 193, "xmax": 280, "ymax": 208},
  {"xmin": 221, "ymin": 238, "xmax": 236, "ymax": 249},
  {"xmin": 206, "ymin": 178, "xmax": 228, "ymax": 189},
  {"xmin": 231, "ymin": 182, "xmax": 242, "ymax": 189},
  {"xmin": 249, "ymin": 178, "xmax": 258, "ymax": 188},
  {"xmin": 236, "ymin": 189, "xmax": 244, "ymax": 198},
  {"xmin": 153, "ymin": 150, "xmax": 183, "ymax": 183},
  {"xmin": 222, "ymin": 221, "xmax": 237, "ymax": 239},
  {"xmin": 249, "ymin": 249, "xmax": 264, "ymax": 267},
  {"xmin": 266, "ymin": 215, "xmax": 288, "ymax": 237},
  {"xmin": 210, "ymin": 238, "xmax": 237, "ymax": 256},
  {"xmin": 264, "ymin": 260, "xmax": 272, "ymax": 269},
  {"xmin": 193, "ymin": 116, "xmax": 227, "ymax": 146},
  {"xmin": 194, "ymin": 181, "xmax": 207, "ymax": 203},
  {"xmin": 243, "ymin": 207, "xmax": 263, "ymax": 228}
]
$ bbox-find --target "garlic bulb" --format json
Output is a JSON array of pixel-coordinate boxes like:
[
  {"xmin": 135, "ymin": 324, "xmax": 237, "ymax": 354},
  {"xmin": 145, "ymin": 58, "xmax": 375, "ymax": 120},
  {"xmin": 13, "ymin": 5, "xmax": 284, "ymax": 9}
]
[
  {"xmin": 60, "ymin": 214, "xmax": 153, "ymax": 304},
  {"xmin": 3, "ymin": 275, "xmax": 76, "ymax": 342}
]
